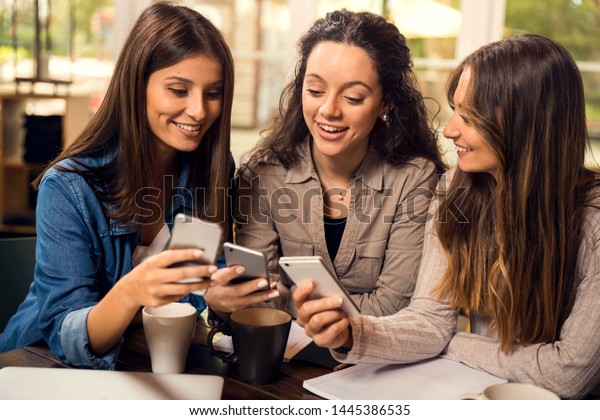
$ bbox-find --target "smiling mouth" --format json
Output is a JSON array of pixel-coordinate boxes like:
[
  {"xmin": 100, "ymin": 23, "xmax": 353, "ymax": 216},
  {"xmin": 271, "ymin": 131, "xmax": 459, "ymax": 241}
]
[
  {"xmin": 456, "ymin": 145, "xmax": 472, "ymax": 153},
  {"xmin": 174, "ymin": 122, "xmax": 201, "ymax": 132},
  {"xmin": 318, "ymin": 123, "xmax": 348, "ymax": 133}
]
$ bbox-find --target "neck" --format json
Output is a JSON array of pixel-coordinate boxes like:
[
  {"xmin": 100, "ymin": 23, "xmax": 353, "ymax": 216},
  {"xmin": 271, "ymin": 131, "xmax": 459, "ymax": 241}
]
[
  {"xmin": 311, "ymin": 145, "xmax": 366, "ymax": 187},
  {"xmin": 151, "ymin": 146, "xmax": 179, "ymax": 182}
]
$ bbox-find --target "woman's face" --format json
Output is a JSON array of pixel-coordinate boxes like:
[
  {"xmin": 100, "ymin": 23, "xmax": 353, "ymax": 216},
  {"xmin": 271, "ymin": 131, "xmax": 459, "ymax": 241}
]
[
  {"xmin": 443, "ymin": 67, "xmax": 499, "ymax": 179},
  {"xmin": 302, "ymin": 41, "xmax": 388, "ymax": 163},
  {"xmin": 146, "ymin": 53, "xmax": 223, "ymax": 159}
]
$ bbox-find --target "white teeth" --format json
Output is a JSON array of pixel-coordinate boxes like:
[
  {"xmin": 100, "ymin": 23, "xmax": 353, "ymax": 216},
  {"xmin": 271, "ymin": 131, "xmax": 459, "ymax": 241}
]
[
  {"xmin": 319, "ymin": 123, "xmax": 346, "ymax": 133},
  {"xmin": 174, "ymin": 122, "xmax": 200, "ymax": 131},
  {"xmin": 456, "ymin": 145, "xmax": 472, "ymax": 153}
]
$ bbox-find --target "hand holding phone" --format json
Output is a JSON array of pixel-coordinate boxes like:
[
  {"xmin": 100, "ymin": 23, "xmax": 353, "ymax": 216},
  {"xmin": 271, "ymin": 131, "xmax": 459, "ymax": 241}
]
[
  {"xmin": 168, "ymin": 213, "xmax": 224, "ymax": 283},
  {"xmin": 223, "ymin": 242, "xmax": 269, "ymax": 291},
  {"xmin": 278, "ymin": 256, "xmax": 360, "ymax": 316}
]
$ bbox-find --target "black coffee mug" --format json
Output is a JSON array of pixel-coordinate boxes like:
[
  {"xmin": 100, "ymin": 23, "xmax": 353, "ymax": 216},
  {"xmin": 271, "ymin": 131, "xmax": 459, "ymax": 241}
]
[{"xmin": 207, "ymin": 307, "xmax": 292, "ymax": 384}]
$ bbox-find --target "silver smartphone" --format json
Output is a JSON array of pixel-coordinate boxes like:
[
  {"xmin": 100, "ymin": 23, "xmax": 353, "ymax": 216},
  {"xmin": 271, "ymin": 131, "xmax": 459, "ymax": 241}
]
[
  {"xmin": 168, "ymin": 213, "xmax": 224, "ymax": 283},
  {"xmin": 278, "ymin": 256, "xmax": 360, "ymax": 316},
  {"xmin": 223, "ymin": 242, "xmax": 269, "ymax": 291}
]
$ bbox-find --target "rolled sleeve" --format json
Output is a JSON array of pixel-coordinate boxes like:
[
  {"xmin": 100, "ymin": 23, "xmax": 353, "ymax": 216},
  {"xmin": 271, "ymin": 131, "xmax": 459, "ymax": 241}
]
[{"xmin": 61, "ymin": 307, "xmax": 123, "ymax": 370}]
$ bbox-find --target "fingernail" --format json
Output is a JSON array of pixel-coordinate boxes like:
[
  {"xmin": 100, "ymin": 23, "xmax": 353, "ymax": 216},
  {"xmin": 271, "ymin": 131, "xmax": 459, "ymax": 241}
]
[
  {"xmin": 333, "ymin": 296, "xmax": 343, "ymax": 305},
  {"xmin": 194, "ymin": 250, "xmax": 204, "ymax": 258},
  {"xmin": 268, "ymin": 290, "xmax": 279, "ymax": 299},
  {"xmin": 270, "ymin": 282, "xmax": 277, "ymax": 289},
  {"xmin": 257, "ymin": 279, "xmax": 268, "ymax": 288},
  {"xmin": 208, "ymin": 265, "xmax": 218, "ymax": 274},
  {"xmin": 235, "ymin": 266, "xmax": 246, "ymax": 274}
]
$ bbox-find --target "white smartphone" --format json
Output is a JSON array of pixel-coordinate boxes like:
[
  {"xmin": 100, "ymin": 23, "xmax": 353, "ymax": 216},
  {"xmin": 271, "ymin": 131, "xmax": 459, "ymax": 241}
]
[
  {"xmin": 168, "ymin": 213, "xmax": 224, "ymax": 283},
  {"xmin": 278, "ymin": 256, "xmax": 360, "ymax": 316},
  {"xmin": 223, "ymin": 242, "xmax": 270, "ymax": 291}
]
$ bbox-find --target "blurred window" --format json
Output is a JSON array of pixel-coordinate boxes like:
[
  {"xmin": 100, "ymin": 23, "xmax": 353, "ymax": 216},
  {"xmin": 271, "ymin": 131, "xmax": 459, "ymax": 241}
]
[
  {"xmin": 0, "ymin": 0, "xmax": 114, "ymax": 97},
  {"xmin": 504, "ymin": 0, "xmax": 600, "ymax": 167}
]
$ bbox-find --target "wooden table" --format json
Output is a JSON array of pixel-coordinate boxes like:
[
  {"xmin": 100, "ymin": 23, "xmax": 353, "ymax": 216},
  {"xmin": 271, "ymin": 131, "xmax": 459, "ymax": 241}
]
[{"xmin": 0, "ymin": 320, "xmax": 330, "ymax": 400}]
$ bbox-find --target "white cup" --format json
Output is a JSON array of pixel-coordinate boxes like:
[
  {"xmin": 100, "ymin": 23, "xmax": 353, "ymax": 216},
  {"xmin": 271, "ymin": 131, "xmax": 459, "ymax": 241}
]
[
  {"xmin": 461, "ymin": 382, "xmax": 560, "ymax": 400},
  {"xmin": 142, "ymin": 302, "xmax": 197, "ymax": 374}
]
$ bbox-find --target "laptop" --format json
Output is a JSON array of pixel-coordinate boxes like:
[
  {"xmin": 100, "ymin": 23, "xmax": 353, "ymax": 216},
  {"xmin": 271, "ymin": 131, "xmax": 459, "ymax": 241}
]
[{"xmin": 0, "ymin": 367, "xmax": 224, "ymax": 400}]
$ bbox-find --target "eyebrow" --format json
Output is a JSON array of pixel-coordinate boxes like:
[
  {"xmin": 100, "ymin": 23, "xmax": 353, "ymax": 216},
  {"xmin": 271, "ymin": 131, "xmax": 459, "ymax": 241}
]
[
  {"xmin": 304, "ymin": 73, "xmax": 373, "ymax": 92},
  {"xmin": 164, "ymin": 75, "xmax": 223, "ymax": 87}
]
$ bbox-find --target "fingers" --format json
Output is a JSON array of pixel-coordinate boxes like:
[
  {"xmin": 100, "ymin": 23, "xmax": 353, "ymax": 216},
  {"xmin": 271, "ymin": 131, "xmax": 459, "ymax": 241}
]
[
  {"xmin": 144, "ymin": 249, "xmax": 218, "ymax": 284},
  {"xmin": 210, "ymin": 265, "xmax": 249, "ymax": 286},
  {"xmin": 292, "ymin": 281, "xmax": 316, "ymax": 315},
  {"xmin": 310, "ymin": 317, "xmax": 351, "ymax": 349},
  {"xmin": 204, "ymin": 278, "xmax": 279, "ymax": 314},
  {"xmin": 294, "ymin": 281, "xmax": 343, "ymax": 328},
  {"xmin": 292, "ymin": 281, "xmax": 351, "ymax": 349},
  {"xmin": 147, "ymin": 248, "xmax": 208, "ymax": 269}
]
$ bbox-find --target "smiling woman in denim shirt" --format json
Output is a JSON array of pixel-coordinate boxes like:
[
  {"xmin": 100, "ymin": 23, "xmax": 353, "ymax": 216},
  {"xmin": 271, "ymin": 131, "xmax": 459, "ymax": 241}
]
[{"xmin": 0, "ymin": 3, "xmax": 270, "ymax": 370}]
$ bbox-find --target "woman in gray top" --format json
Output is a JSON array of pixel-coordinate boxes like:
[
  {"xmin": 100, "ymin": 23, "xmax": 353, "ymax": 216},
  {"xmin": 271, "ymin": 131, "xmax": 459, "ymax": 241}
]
[
  {"xmin": 206, "ymin": 10, "xmax": 445, "ymax": 318},
  {"xmin": 293, "ymin": 34, "xmax": 600, "ymax": 398}
]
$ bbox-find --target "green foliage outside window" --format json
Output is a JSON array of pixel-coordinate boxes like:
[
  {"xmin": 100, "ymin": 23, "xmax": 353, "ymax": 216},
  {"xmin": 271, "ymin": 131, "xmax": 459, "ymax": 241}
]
[{"xmin": 505, "ymin": 0, "xmax": 600, "ymax": 130}]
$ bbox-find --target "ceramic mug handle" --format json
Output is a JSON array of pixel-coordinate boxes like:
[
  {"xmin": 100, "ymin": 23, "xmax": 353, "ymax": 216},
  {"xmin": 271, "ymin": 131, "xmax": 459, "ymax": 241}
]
[{"xmin": 207, "ymin": 322, "xmax": 238, "ymax": 364}]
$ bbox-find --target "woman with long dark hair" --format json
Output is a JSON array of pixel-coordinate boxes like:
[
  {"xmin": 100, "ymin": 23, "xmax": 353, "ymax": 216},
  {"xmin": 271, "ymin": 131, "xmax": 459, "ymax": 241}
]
[
  {"xmin": 0, "ymin": 3, "xmax": 242, "ymax": 369},
  {"xmin": 294, "ymin": 34, "xmax": 600, "ymax": 398}
]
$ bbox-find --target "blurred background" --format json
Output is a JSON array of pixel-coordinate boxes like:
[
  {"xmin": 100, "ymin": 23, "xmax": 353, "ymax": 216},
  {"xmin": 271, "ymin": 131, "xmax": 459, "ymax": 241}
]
[{"xmin": 0, "ymin": 0, "xmax": 599, "ymax": 235}]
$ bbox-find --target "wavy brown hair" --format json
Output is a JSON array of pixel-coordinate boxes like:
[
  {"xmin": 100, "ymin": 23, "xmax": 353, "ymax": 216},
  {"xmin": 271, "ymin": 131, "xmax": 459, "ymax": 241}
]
[
  {"xmin": 246, "ymin": 9, "xmax": 445, "ymax": 174},
  {"xmin": 435, "ymin": 34, "xmax": 599, "ymax": 351},
  {"xmin": 33, "ymin": 2, "xmax": 234, "ymax": 226}
]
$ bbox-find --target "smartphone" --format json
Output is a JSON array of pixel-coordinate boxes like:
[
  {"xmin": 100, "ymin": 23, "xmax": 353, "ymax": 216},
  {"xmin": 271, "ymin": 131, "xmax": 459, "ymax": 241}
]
[
  {"xmin": 278, "ymin": 256, "xmax": 360, "ymax": 316},
  {"xmin": 223, "ymin": 242, "xmax": 269, "ymax": 291},
  {"xmin": 168, "ymin": 213, "xmax": 224, "ymax": 283}
]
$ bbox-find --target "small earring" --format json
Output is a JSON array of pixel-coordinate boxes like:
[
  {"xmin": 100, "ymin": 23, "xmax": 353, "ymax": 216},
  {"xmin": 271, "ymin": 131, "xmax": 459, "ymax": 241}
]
[{"xmin": 381, "ymin": 114, "xmax": 388, "ymax": 122}]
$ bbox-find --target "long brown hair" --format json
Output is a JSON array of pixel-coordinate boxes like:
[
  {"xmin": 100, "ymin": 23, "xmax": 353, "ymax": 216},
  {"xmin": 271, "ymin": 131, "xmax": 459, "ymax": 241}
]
[
  {"xmin": 246, "ymin": 9, "xmax": 445, "ymax": 174},
  {"xmin": 34, "ymin": 2, "xmax": 234, "ymax": 226},
  {"xmin": 435, "ymin": 34, "xmax": 598, "ymax": 351}
]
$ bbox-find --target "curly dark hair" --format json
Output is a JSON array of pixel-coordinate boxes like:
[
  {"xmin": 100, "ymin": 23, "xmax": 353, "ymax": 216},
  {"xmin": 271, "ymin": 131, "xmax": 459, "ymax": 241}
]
[{"xmin": 248, "ymin": 9, "xmax": 445, "ymax": 174}]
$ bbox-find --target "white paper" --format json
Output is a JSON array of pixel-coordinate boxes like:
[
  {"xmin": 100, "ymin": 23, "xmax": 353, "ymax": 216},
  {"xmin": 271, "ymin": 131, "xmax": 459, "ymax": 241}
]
[
  {"xmin": 211, "ymin": 320, "xmax": 313, "ymax": 361},
  {"xmin": 283, "ymin": 320, "xmax": 313, "ymax": 361},
  {"xmin": 303, "ymin": 357, "xmax": 507, "ymax": 400}
]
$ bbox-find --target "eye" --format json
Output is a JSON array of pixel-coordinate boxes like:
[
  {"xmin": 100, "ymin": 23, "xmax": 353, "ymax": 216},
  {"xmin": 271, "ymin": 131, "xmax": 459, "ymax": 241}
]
[
  {"xmin": 460, "ymin": 114, "xmax": 471, "ymax": 125},
  {"xmin": 205, "ymin": 90, "xmax": 223, "ymax": 101},
  {"xmin": 306, "ymin": 89, "xmax": 324, "ymax": 97},
  {"xmin": 168, "ymin": 87, "xmax": 188, "ymax": 97},
  {"xmin": 343, "ymin": 96, "xmax": 364, "ymax": 105}
]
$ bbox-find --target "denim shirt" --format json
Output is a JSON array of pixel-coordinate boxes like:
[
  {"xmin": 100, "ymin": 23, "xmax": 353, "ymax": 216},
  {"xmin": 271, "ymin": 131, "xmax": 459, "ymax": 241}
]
[{"xmin": 0, "ymin": 148, "xmax": 233, "ymax": 369}]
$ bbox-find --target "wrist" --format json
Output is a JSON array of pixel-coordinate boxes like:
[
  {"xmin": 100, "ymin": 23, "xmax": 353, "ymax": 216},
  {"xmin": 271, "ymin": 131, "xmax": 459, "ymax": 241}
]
[{"xmin": 334, "ymin": 327, "xmax": 353, "ymax": 352}]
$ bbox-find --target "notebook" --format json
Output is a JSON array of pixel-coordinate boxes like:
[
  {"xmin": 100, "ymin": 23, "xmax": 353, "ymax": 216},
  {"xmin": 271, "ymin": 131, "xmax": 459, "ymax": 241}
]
[
  {"xmin": 0, "ymin": 367, "xmax": 224, "ymax": 400},
  {"xmin": 303, "ymin": 357, "xmax": 507, "ymax": 400}
]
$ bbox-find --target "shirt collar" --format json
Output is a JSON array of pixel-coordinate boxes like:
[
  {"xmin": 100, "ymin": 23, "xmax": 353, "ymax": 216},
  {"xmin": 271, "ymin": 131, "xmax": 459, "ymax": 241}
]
[{"xmin": 284, "ymin": 137, "xmax": 384, "ymax": 192}]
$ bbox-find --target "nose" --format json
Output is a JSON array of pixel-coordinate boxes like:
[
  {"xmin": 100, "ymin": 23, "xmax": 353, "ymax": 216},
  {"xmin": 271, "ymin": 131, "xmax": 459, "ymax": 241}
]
[
  {"xmin": 319, "ymin": 94, "xmax": 341, "ymax": 119},
  {"xmin": 443, "ymin": 113, "xmax": 459, "ymax": 140},
  {"xmin": 186, "ymin": 92, "xmax": 207, "ymax": 120}
]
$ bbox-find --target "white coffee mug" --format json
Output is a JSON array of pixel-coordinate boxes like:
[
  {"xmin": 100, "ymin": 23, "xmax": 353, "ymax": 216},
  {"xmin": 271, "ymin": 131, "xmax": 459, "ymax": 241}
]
[
  {"xmin": 461, "ymin": 382, "xmax": 560, "ymax": 400},
  {"xmin": 142, "ymin": 302, "xmax": 197, "ymax": 374}
]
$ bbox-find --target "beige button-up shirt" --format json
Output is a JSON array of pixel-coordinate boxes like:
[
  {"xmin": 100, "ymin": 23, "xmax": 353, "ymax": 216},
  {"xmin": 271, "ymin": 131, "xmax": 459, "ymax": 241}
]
[{"xmin": 234, "ymin": 139, "xmax": 438, "ymax": 317}]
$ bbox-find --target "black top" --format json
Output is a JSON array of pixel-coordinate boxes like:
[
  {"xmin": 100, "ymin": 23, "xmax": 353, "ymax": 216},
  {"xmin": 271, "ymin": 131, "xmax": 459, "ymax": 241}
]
[{"xmin": 324, "ymin": 216, "xmax": 347, "ymax": 261}]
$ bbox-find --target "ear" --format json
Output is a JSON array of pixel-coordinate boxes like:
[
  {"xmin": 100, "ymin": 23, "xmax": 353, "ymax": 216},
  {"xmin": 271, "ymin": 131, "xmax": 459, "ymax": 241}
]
[
  {"xmin": 379, "ymin": 97, "xmax": 392, "ymax": 120},
  {"xmin": 379, "ymin": 101, "xmax": 392, "ymax": 121}
]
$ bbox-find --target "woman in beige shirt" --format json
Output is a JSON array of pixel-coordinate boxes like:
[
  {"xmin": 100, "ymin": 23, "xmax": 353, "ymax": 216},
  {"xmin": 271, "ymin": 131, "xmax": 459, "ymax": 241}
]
[
  {"xmin": 206, "ymin": 9, "xmax": 445, "ymax": 318},
  {"xmin": 293, "ymin": 34, "xmax": 600, "ymax": 398}
]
